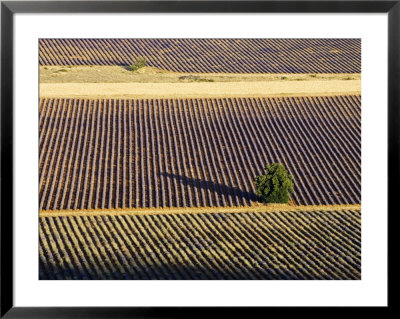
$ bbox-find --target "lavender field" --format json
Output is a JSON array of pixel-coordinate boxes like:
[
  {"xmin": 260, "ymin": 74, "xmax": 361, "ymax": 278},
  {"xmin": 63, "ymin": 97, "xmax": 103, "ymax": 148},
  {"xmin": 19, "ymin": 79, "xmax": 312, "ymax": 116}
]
[
  {"xmin": 39, "ymin": 95, "xmax": 361, "ymax": 211},
  {"xmin": 39, "ymin": 38, "xmax": 361, "ymax": 73}
]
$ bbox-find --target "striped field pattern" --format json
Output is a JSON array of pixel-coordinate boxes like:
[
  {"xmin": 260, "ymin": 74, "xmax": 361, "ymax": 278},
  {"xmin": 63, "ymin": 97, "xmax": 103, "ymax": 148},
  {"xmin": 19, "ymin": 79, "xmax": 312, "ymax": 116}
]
[
  {"xmin": 39, "ymin": 95, "xmax": 361, "ymax": 210},
  {"xmin": 39, "ymin": 209, "xmax": 361, "ymax": 280},
  {"xmin": 39, "ymin": 38, "xmax": 361, "ymax": 73}
]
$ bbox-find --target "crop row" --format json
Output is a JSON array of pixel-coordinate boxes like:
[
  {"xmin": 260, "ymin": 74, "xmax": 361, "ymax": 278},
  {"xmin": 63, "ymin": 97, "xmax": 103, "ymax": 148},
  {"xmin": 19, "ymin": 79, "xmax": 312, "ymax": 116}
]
[
  {"xmin": 39, "ymin": 209, "xmax": 361, "ymax": 280},
  {"xmin": 39, "ymin": 96, "xmax": 361, "ymax": 210},
  {"xmin": 39, "ymin": 38, "xmax": 361, "ymax": 73}
]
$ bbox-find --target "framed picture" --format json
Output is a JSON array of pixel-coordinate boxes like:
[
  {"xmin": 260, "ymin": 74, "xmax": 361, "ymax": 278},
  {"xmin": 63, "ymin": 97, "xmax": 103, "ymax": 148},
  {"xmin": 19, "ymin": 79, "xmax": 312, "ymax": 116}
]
[{"xmin": 1, "ymin": 0, "xmax": 394, "ymax": 317}]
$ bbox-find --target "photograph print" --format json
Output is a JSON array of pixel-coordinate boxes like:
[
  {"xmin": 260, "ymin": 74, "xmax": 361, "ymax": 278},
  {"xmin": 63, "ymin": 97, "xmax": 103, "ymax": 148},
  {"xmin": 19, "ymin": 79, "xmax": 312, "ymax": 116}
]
[{"xmin": 38, "ymin": 38, "xmax": 361, "ymax": 280}]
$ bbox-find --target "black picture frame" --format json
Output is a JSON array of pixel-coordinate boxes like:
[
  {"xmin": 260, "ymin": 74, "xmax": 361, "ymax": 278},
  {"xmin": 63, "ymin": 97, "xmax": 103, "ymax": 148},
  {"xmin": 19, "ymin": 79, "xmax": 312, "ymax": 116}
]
[{"xmin": 0, "ymin": 0, "xmax": 395, "ymax": 317}]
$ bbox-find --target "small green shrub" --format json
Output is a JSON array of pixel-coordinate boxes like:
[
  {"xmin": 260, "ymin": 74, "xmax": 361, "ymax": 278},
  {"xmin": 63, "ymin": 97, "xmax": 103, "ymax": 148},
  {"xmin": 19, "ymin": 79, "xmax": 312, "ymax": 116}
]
[
  {"xmin": 198, "ymin": 78, "xmax": 214, "ymax": 82},
  {"xmin": 129, "ymin": 56, "xmax": 147, "ymax": 71},
  {"xmin": 254, "ymin": 163, "xmax": 294, "ymax": 204},
  {"xmin": 178, "ymin": 75, "xmax": 214, "ymax": 82}
]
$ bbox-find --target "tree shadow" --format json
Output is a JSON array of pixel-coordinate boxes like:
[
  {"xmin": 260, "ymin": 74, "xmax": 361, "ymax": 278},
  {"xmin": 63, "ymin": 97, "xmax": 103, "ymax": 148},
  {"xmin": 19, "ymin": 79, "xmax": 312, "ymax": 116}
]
[
  {"xmin": 121, "ymin": 65, "xmax": 132, "ymax": 71},
  {"xmin": 160, "ymin": 172, "xmax": 260, "ymax": 204}
]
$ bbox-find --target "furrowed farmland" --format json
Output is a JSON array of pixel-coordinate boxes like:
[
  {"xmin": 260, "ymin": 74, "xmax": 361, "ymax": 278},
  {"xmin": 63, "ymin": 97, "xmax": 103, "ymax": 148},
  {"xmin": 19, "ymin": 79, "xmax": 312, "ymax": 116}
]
[
  {"xmin": 39, "ymin": 209, "xmax": 361, "ymax": 280},
  {"xmin": 39, "ymin": 38, "xmax": 361, "ymax": 73},
  {"xmin": 38, "ymin": 37, "xmax": 362, "ymax": 281},
  {"xmin": 39, "ymin": 95, "xmax": 361, "ymax": 211}
]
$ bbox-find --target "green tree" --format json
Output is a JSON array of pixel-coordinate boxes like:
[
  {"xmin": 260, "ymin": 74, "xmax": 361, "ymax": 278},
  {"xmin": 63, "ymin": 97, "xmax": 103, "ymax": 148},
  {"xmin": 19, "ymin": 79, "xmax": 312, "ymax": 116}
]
[{"xmin": 254, "ymin": 163, "xmax": 294, "ymax": 204}]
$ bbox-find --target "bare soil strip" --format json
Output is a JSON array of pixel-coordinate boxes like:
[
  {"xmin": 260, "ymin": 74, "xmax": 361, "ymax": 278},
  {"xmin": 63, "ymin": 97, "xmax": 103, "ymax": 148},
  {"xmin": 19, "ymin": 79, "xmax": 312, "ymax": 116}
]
[
  {"xmin": 40, "ymin": 66, "xmax": 361, "ymax": 98},
  {"xmin": 39, "ymin": 203, "xmax": 361, "ymax": 218},
  {"xmin": 40, "ymin": 80, "xmax": 360, "ymax": 99},
  {"xmin": 40, "ymin": 66, "xmax": 360, "ymax": 83}
]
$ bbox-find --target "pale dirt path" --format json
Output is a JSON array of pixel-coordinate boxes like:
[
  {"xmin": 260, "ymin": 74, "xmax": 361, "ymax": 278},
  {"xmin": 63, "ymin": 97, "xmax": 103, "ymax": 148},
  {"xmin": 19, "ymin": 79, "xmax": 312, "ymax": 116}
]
[
  {"xmin": 40, "ymin": 204, "xmax": 361, "ymax": 217},
  {"xmin": 40, "ymin": 65, "xmax": 360, "ymax": 83},
  {"xmin": 40, "ymin": 80, "xmax": 361, "ymax": 99}
]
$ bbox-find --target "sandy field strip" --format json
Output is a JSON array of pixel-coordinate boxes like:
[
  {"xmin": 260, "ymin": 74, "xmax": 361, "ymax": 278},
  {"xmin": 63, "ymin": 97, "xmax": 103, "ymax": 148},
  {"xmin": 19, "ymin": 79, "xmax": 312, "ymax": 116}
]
[
  {"xmin": 40, "ymin": 79, "xmax": 361, "ymax": 99},
  {"xmin": 40, "ymin": 66, "xmax": 361, "ymax": 83},
  {"xmin": 39, "ymin": 203, "xmax": 361, "ymax": 217}
]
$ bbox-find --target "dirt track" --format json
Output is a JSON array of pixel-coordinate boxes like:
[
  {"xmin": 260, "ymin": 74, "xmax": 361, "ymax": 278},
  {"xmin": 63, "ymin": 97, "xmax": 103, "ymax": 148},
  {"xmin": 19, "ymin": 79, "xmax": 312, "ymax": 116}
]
[
  {"xmin": 40, "ymin": 79, "xmax": 360, "ymax": 99},
  {"xmin": 40, "ymin": 203, "xmax": 361, "ymax": 217}
]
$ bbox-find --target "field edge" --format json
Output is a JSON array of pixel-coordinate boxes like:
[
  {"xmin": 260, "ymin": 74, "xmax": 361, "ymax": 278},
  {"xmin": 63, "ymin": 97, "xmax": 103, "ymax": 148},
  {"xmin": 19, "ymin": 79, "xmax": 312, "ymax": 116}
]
[{"xmin": 39, "ymin": 203, "xmax": 361, "ymax": 218}]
